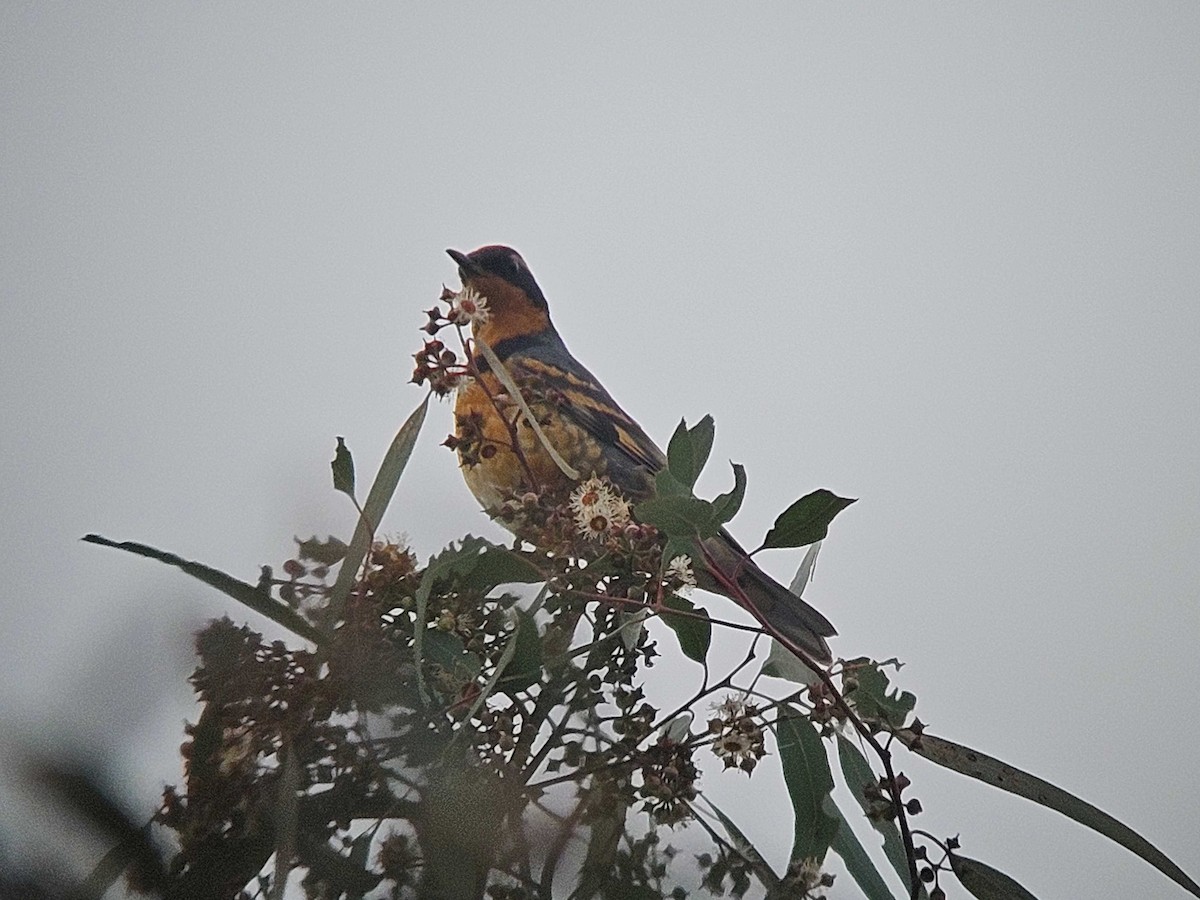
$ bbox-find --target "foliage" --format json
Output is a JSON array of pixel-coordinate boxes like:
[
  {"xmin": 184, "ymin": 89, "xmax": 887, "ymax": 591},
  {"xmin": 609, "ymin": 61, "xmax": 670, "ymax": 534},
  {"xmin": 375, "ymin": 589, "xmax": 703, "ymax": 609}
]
[{"xmin": 75, "ymin": 300, "xmax": 1199, "ymax": 900}]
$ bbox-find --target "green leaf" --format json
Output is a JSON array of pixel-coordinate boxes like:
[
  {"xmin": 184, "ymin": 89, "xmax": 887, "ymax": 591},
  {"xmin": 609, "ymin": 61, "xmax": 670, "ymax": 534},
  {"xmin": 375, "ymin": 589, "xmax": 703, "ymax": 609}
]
[
  {"xmin": 660, "ymin": 594, "xmax": 712, "ymax": 664},
  {"xmin": 423, "ymin": 629, "xmax": 480, "ymax": 682},
  {"xmin": 758, "ymin": 489, "xmax": 856, "ymax": 552},
  {"xmin": 331, "ymin": 436, "xmax": 355, "ymax": 499},
  {"xmin": 410, "ymin": 536, "xmax": 545, "ymax": 705},
  {"xmin": 950, "ymin": 854, "xmax": 1040, "ymax": 900},
  {"xmin": 760, "ymin": 639, "xmax": 820, "ymax": 685},
  {"xmin": 837, "ymin": 734, "xmax": 927, "ymax": 899},
  {"xmin": 420, "ymin": 536, "xmax": 543, "ymax": 594},
  {"xmin": 654, "ymin": 467, "xmax": 690, "ymax": 497},
  {"xmin": 81, "ymin": 534, "xmax": 324, "ymax": 644},
  {"xmin": 827, "ymin": 798, "xmax": 903, "ymax": 900},
  {"xmin": 456, "ymin": 542, "xmax": 545, "ymax": 592},
  {"xmin": 634, "ymin": 495, "xmax": 719, "ymax": 538},
  {"xmin": 775, "ymin": 712, "xmax": 838, "ymax": 866},
  {"xmin": 787, "ymin": 540, "xmax": 822, "ymax": 597},
  {"xmin": 700, "ymin": 798, "xmax": 782, "ymax": 893},
  {"xmin": 711, "ymin": 462, "xmax": 747, "ymax": 525},
  {"xmin": 843, "ymin": 658, "xmax": 916, "ymax": 728},
  {"xmin": 498, "ymin": 609, "xmax": 543, "ymax": 692},
  {"xmin": 666, "ymin": 415, "xmax": 714, "ymax": 489},
  {"xmin": 899, "ymin": 729, "xmax": 1200, "ymax": 898},
  {"xmin": 328, "ymin": 395, "xmax": 429, "ymax": 623}
]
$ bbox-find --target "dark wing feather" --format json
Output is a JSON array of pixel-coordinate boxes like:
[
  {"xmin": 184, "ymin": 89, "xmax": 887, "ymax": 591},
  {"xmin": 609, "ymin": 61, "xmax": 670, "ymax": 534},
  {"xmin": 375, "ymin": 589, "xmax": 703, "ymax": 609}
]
[{"xmin": 498, "ymin": 331, "xmax": 665, "ymax": 496}]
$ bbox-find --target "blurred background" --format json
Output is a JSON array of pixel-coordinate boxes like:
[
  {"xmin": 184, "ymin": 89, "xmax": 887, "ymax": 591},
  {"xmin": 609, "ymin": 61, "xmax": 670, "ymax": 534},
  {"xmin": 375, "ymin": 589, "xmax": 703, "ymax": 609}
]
[{"xmin": 2, "ymin": 4, "xmax": 1198, "ymax": 896}]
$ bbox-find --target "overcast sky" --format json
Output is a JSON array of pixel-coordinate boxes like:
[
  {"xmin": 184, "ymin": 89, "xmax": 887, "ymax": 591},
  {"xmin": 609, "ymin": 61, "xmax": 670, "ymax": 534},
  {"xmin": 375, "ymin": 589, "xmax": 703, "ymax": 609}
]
[{"xmin": 2, "ymin": 4, "xmax": 1198, "ymax": 897}]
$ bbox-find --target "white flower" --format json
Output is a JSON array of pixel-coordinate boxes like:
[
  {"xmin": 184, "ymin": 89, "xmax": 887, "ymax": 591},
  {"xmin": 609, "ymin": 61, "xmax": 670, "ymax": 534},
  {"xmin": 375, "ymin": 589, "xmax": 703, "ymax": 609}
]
[
  {"xmin": 569, "ymin": 475, "xmax": 630, "ymax": 540},
  {"xmin": 707, "ymin": 695, "xmax": 765, "ymax": 772},
  {"xmin": 665, "ymin": 554, "xmax": 696, "ymax": 595},
  {"xmin": 449, "ymin": 286, "xmax": 490, "ymax": 326},
  {"xmin": 606, "ymin": 494, "xmax": 632, "ymax": 531}
]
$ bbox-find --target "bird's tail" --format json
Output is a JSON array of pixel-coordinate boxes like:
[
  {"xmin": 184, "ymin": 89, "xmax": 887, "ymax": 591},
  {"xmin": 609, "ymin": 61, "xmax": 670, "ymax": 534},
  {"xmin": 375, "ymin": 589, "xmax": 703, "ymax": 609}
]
[{"xmin": 698, "ymin": 532, "xmax": 836, "ymax": 665}]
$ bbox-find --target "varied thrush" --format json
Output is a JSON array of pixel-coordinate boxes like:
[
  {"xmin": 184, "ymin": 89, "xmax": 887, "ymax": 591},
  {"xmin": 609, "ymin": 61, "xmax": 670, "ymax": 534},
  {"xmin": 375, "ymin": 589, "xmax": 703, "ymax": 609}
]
[{"xmin": 444, "ymin": 245, "xmax": 836, "ymax": 663}]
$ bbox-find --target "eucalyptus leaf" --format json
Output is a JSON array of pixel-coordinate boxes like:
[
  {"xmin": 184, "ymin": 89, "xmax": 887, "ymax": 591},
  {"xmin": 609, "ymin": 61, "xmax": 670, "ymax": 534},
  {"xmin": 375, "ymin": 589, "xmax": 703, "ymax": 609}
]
[
  {"xmin": 828, "ymin": 798, "xmax": 903, "ymax": 900},
  {"xmin": 837, "ymin": 734, "xmax": 927, "ymax": 898},
  {"xmin": 950, "ymin": 854, "xmax": 1040, "ymax": 900},
  {"xmin": 701, "ymin": 799, "xmax": 782, "ymax": 894},
  {"xmin": 660, "ymin": 594, "xmax": 712, "ymax": 664},
  {"xmin": 328, "ymin": 395, "xmax": 429, "ymax": 624},
  {"xmin": 900, "ymin": 729, "xmax": 1200, "ymax": 898},
  {"xmin": 758, "ymin": 490, "xmax": 856, "ymax": 552},
  {"xmin": 775, "ymin": 712, "xmax": 838, "ymax": 866},
  {"xmin": 81, "ymin": 534, "xmax": 323, "ymax": 644}
]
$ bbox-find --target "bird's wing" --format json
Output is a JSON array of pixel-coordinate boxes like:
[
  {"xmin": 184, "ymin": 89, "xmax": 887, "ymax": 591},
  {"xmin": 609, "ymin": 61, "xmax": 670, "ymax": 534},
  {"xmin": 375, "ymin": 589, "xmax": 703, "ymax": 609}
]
[
  {"xmin": 491, "ymin": 332, "xmax": 837, "ymax": 661},
  {"xmin": 496, "ymin": 332, "xmax": 665, "ymax": 494}
]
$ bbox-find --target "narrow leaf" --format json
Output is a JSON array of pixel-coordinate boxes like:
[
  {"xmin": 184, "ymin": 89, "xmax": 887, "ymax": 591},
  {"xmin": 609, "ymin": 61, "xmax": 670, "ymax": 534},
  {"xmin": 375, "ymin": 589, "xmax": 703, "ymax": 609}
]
[
  {"xmin": 900, "ymin": 729, "xmax": 1200, "ymax": 898},
  {"xmin": 787, "ymin": 540, "xmax": 822, "ymax": 598},
  {"xmin": 331, "ymin": 436, "xmax": 355, "ymax": 498},
  {"xmin": 328, "ymin": 395, "xmax": 429, "ymax": 623},
  {"xmin": 81, "ymin": 534, "xmax": 323, "ymax": 644},
  {"xmin": 711, "ymin": 462, "xmax": 747, "ymax": 525},
  {"xmin": 837, "ymin": 735, "xmax": 927, "ymax": 898},
  {"xmin": 828, "ymin": 798, "xmax": 903, "ymax": 900},
  {"xmin": 775, "ymin": 712, "xmax": 838, "ymax": 865},
  {"xmin": 950, "ymin": 854, "xmax": 1040, "ymax": 900},
  {"xmin": 660, "ymin": 594, "xmax": 712, "ymax": 664},
  {"xmin": 701, "ymin": 799, "xmax": 782, "ymax": 893},
  {"xmin": 758, "ymin": 490, "xmax": 856, "ymax": 552}
]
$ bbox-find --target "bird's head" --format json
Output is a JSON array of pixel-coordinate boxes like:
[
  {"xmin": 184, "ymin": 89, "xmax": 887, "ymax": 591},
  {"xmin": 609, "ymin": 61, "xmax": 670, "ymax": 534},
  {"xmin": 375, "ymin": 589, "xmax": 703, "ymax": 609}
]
[{"xmin": 446, "ymin": 245, "xmax": 551, "ymax": 346}]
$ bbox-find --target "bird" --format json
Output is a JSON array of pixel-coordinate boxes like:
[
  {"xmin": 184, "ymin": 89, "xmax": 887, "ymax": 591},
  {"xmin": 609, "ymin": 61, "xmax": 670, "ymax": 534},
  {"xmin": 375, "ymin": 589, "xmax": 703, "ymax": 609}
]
[{"xmin": 444, "ymin": 245, "xmax": 836, "ymax": 663}]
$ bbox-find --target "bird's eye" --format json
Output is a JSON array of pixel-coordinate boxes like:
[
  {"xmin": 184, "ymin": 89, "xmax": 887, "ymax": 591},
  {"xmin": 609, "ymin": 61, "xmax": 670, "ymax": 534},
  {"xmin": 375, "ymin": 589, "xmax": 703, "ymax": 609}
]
[{"xmin": 509, "ymin": 254, "xmax": 524, "ymax": 273}]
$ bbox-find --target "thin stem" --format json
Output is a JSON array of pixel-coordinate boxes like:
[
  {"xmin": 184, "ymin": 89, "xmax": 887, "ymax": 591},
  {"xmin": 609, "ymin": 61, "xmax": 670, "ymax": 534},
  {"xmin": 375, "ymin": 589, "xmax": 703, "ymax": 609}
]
[{"xmin": 697, "ymin": 543, "xmax": 923, "ymax": 899}]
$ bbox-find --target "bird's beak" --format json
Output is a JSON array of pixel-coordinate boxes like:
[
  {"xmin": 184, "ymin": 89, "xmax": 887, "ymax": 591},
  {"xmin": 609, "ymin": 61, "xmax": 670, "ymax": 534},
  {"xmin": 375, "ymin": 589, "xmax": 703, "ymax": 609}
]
[{"xmin": 446, "ymin": 248, "xmax": 482, "ymax": 277}]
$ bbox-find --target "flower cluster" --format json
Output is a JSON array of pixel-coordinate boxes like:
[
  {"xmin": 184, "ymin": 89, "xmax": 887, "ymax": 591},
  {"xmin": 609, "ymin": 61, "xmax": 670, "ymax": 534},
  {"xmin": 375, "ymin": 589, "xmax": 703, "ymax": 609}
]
[
  {"xmin": 783, "ymin": 857, "xmax": 835, "ymax": 899},
  {"xmin": 411, "ymin": 337, "xmax": 470, "ymax": 398},
  {"xmin": 569, "ymin": 475, "xmax": 632, "ymax": 540},
  {"xmin": 637, "ymin": 737, "xmax": 698, "ymax": 826},
  {"xmin": 706, "ymin": 696, "xmax": 767, "ymax": 773},
  {"xmin": 664, "ymin": 554, "xmax": 696, "ymax": 596},
  {"xmin": 422, "ymin": 285, "xmax": 490, "ymax": 336}
]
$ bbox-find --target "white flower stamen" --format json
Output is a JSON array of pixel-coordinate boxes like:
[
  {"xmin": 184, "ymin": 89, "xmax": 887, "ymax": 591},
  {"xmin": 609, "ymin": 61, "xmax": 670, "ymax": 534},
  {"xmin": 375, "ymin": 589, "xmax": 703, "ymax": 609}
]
[
  {"xmin": 569, "ymin": 475, "xmax": 630, "ymax": 540},
  {"xmin": 665, "ymin": 554, "xmax": 696, "ymax": 595}
]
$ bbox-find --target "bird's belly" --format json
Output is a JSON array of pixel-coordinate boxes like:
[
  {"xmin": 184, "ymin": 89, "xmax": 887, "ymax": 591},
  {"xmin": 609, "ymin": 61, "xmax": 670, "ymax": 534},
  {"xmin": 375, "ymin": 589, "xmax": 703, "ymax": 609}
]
[{"xmin": 454, "ymin": 378, "xmax": 606, "ymax": 515}]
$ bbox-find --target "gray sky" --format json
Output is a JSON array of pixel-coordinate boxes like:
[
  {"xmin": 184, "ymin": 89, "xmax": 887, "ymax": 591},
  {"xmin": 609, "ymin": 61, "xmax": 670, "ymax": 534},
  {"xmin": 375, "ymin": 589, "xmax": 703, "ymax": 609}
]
[{"xmin": 2, "ymin": 4, "xmax": 1198, "ymax": 897}]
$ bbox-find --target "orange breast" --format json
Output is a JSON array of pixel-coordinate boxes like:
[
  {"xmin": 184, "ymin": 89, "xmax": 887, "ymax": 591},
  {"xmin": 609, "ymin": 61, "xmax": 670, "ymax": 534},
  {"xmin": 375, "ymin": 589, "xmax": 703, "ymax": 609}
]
[{"xmin": 453, "ymin": 373, "xmax": 607, "ymax": 515}]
